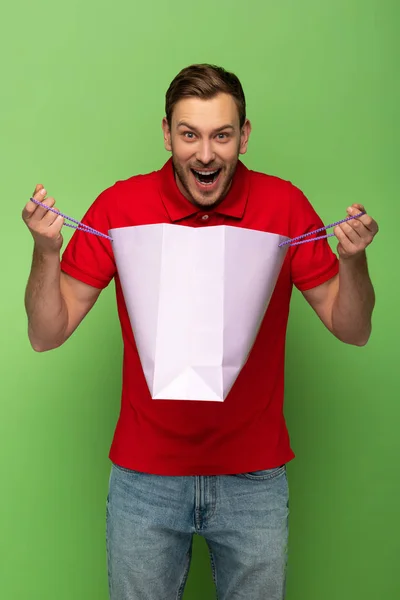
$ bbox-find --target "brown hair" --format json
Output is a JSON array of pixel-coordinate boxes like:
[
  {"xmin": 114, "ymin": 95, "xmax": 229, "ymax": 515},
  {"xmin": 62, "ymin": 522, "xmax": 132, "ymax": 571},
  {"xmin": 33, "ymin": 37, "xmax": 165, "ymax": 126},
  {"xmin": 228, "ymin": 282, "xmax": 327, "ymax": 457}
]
[{"xmin": 165, "ymin": 64, "xmax": 246, "ymax": 128}]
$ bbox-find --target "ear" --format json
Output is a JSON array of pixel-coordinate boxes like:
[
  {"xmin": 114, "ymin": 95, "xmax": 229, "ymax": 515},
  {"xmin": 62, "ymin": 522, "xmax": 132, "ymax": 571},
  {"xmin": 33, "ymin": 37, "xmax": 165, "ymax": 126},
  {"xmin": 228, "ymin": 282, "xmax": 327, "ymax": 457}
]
[
  {"xmin": 162, "ymin": 117, "xmax": 172, "ymax": 152},
  {"xmin": 239, "ymin": 119, "xmax": 252, "ymax": 155}
]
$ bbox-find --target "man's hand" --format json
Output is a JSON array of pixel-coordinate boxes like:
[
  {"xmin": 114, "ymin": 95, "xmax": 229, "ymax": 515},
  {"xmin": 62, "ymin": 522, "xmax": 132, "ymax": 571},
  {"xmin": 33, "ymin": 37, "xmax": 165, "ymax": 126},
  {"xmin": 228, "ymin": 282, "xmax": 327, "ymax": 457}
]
[
  {"xmin": 334, "ymin": 204, "xmax": 379, "ymax": 259},
  {"xmin": 22, "ymin": 184, "xmax": 64, "ymax": 254}
]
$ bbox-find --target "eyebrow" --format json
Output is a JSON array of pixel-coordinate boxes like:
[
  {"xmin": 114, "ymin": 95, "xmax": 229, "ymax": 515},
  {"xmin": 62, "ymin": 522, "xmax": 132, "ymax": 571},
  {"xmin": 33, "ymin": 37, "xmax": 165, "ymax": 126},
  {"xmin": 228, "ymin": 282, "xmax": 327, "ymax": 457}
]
[{"xmin": 177, "ymin": 121, "xmax": 235, "ymax": 133}]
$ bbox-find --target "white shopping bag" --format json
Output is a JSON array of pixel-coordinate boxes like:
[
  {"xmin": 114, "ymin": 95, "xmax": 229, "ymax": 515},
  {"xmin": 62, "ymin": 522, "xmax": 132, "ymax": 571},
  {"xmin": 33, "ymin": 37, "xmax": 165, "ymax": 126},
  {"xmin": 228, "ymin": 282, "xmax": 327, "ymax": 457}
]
[{"xmin": 109, "ymin": 224, "xmax": 289, "ymax": 401}]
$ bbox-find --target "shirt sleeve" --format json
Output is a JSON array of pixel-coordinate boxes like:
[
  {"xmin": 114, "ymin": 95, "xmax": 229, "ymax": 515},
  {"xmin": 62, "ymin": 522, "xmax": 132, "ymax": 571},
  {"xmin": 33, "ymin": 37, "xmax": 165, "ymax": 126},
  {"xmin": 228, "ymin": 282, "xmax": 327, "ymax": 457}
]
[
  {"xmin": 288, "ymin": 184, "xmax": 339, "ymax": 291},
  {"xmin": 60, "ymin": 188, "xmax": 116, "ymax": 289}
]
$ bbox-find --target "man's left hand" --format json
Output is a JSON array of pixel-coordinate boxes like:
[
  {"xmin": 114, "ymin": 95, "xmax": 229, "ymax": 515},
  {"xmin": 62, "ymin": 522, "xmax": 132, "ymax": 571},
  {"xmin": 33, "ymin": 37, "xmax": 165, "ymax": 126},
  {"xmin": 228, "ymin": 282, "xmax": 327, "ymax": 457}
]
[{"xmin": 334, "ymin": 204, "xmax": 379, "ymax": 259}]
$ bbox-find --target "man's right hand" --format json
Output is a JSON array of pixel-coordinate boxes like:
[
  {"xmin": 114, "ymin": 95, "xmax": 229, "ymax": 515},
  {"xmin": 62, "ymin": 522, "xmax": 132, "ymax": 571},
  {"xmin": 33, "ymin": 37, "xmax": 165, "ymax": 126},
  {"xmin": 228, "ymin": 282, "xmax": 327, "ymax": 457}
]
[
  {"xmin": 22, "ymin": 184, "xmax": 65, "ymax": 254},
  {"xmin": 23, "ymin": 185, "xmax": 102, "ymax": 351}
]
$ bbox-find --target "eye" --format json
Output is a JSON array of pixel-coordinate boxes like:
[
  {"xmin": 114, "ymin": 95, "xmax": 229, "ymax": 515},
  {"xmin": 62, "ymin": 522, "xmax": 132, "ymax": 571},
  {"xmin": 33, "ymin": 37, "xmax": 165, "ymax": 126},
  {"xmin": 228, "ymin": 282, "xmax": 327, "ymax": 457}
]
[
  {"xmin": 216, "ymin": 132, "xmax": 230, "ymax": 140},
  {"xmin": 183, "ymin": 131, "xmax": 196, "ymax": 140}
]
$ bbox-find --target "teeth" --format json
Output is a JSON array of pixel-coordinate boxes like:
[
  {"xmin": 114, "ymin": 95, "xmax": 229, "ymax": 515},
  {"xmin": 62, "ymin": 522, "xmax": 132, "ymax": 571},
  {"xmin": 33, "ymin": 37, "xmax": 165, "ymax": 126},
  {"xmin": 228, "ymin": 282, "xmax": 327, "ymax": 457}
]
[{"xmin": 194, "ymin": 169, "xmax": 219, "ymax": 175}]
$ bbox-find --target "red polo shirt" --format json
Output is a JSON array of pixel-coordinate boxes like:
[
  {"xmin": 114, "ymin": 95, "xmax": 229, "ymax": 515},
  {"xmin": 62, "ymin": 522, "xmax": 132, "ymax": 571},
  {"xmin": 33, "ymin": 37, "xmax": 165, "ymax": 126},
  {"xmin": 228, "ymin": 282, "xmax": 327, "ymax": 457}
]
[{"xmin": 61, "ymin": 159, "xmax": 338, "ymax": 475}]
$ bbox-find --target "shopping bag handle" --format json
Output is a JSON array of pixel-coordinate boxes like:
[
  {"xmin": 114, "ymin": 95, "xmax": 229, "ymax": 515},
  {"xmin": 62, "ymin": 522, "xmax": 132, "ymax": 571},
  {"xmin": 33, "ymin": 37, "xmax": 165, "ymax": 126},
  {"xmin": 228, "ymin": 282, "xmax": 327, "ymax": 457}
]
[
  {"xmin": 29, "ymin": 197, "xmax": 113, "ymax": 241},
  {"xmin": 278, "ymin": 212, "xmax": 366, "ymax": 247},
  {"xmin": 29, "ymin": 197, "xmax": 365, "ymax": 248}
]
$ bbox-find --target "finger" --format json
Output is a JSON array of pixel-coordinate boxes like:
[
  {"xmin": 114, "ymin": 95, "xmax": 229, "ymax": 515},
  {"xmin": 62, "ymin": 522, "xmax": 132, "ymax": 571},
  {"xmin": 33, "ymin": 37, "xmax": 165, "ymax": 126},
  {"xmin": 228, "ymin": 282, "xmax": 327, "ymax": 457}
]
[
  {"xmin": 334, "ymin": 225, "xmax": 356, "ymax": 254},
  {"xmin": 339, "ymin": 221, "xmax": 363, "ymax": 243},
  {"xmin": 47, "ymin": 215, "xmax": 64, "ymax": 239},
  {"xmin": 32, "ymin": 196, "xmax": 57, "ymax": 221},
  {"xmin": 48, "ymin": 214, "xmax": 65, "ymax": 235},
  {"xmin": 23, "ymin": 196, "xmax": 56, "ymax": 224},
  {"xmin": 360, "ymin": 215, "xmax": 378, "ymax": 234},
  {"xmin": 44, "ymin": 206, "xmax": 62, "ymax": 228},
  {"xmin": 347, "ymin": 205, "xmax": 378, "ymax": 233},
  {"xmin": 31, "ymin": 183, "xmax": 45, "ymax": 197},
  {"xmin": 345, "ymin": 216, "xmax": 371, "ymax": 238},
  {"xmin": 31, "ymin": 187, "xmax": 49, "ymax": 206},
  {"xmin": 23, "ymin": 187, "xmax": 48, "ymax": 220},
  {"xmin": 347, "ymin": 203, "xmax": 366, "ymax": 214},
  {"xmin": 335, "ymin": 221, "xmax": 375, "ymax": 254}
]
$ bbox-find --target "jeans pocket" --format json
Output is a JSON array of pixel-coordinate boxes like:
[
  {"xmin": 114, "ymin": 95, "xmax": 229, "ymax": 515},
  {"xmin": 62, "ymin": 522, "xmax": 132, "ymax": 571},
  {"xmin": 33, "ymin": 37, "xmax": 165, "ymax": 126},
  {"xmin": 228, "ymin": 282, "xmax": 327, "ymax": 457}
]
[{"xmin": 235, "ymin": 465, "xmax": 286, "ymax": 480}]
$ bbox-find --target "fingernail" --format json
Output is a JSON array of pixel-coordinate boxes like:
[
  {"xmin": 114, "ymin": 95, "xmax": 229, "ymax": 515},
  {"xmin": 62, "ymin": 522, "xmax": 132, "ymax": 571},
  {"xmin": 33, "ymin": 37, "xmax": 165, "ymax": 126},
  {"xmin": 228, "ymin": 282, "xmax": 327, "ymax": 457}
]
[{"xmin": 41, "ymin": 189, "xmax": 46, "ymax": 195}]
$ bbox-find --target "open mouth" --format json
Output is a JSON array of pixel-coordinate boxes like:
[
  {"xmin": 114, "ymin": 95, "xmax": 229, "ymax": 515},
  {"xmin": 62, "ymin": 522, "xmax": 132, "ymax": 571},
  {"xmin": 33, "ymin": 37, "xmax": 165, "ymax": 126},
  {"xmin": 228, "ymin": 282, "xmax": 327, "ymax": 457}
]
[{"xmin": 191, "ymin": 168, "xmax": 221, "ymax": 185}]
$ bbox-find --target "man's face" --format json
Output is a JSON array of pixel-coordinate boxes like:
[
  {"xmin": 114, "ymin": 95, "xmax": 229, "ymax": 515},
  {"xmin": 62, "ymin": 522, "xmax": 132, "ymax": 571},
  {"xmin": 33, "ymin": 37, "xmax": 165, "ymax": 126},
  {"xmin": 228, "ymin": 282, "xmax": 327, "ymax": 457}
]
[{"xmin": 162, "ymin": 93, "xmax": 251, "ymax": 208}]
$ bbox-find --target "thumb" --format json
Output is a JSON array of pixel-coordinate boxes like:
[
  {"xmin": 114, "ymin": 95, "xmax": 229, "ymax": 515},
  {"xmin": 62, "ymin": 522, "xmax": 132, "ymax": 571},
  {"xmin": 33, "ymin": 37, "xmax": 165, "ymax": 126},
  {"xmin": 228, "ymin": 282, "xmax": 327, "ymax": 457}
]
[
  {"xmin": 32, "ymin": 183, "xmax": 45, "ymax": 197},
  {"xmin": 347, "ymin": 203, "xmax": 365, "ymax": 215}
]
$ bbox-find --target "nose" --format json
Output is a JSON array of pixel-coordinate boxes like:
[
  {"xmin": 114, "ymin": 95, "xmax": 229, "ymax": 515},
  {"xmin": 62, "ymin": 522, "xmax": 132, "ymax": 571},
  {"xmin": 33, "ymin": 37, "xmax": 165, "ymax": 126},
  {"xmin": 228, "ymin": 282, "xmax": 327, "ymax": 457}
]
[{"xmin": 195, "ymin": 140, "xmax": 215, "ymax": 165}]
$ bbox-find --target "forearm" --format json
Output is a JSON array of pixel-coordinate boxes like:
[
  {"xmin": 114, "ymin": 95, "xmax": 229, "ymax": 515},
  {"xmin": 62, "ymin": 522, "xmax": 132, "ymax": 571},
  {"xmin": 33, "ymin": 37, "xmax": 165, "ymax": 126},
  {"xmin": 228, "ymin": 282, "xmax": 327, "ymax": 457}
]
[
  {"xmin": 25, "ymin": 247, "xmax": 68, "ymax": 351},
  {"xmin": 331, "ymin": 252, "xmax": 375, "ymax": 346}
]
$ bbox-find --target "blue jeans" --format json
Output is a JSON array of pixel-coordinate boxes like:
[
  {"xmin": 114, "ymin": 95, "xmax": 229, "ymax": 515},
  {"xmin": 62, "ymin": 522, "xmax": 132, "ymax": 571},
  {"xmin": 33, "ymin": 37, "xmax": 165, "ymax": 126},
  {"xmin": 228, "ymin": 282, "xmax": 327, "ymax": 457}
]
[{"xmin": 106, "ymin": 463, "xmax": 289, "ymax": 600}]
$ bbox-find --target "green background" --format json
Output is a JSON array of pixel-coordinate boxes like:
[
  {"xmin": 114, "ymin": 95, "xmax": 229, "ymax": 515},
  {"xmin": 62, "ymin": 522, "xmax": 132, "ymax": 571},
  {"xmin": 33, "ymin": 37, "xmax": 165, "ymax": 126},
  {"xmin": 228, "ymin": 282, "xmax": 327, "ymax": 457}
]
[{"xmin": 1, "ymin": 1, "xmax": 399, "ymax": 598}]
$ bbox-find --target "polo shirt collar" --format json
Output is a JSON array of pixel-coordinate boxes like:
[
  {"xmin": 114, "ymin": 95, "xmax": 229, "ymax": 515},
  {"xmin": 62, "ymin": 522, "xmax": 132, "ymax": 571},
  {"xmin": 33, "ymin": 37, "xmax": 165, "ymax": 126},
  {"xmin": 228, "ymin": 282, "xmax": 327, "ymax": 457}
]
[{"xmin": 158, "ymin": 158, "xmax": 250, "ymax": 222}]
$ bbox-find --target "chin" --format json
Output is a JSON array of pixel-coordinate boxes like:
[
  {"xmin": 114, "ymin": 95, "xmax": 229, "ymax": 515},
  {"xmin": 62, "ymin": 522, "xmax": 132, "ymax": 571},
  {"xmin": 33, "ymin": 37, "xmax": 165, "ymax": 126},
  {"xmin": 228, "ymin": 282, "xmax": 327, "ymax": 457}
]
[{"xmin": 193, "ymin": 194, "xmax": 221, "ymax": 208}]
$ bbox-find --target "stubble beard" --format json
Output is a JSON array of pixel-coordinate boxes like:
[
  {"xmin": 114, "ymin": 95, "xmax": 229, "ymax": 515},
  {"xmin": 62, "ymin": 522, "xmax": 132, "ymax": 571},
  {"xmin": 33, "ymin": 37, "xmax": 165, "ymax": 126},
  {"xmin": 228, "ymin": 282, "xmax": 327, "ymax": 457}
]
[{"xmin": 171, "ymin": 150, "xmax": 239, "ymax": 209}]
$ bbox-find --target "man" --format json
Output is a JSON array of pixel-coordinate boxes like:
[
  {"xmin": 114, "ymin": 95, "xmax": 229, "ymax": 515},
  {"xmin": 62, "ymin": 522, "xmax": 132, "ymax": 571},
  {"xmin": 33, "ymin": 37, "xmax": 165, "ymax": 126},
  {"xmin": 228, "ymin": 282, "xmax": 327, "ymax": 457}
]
[{"xmin": 22, "ymin": 64, "xmax": 378, "ymax": 600}]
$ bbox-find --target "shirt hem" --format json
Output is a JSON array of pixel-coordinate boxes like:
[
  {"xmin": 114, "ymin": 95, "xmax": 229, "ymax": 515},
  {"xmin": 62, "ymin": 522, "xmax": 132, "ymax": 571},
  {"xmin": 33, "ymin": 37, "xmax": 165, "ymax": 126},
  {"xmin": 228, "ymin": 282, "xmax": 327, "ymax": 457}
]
[
  {"xmin": 295, "ymin": 261, "xmax": 339, "ymax": 292},
  {"xmin": 108, "ymin": 448, "xmax": 296, "ymax": 476},
  {"xmin": 61, "ymin": 260, "xmax": 109, "ymax": 289}
]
